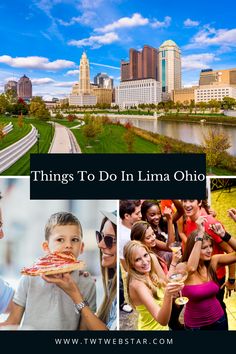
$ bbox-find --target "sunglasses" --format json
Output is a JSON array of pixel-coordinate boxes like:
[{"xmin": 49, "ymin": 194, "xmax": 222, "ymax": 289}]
[{"xmin": 96, "ymin": 231, "xmax": 116, "ymax": 249}]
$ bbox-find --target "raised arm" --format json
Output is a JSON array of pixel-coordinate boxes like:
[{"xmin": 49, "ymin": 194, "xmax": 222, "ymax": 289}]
[
  {"xmin": 186, "ymin": 216, "xmax": 205, "ymax": 274},
  {"xmin": 133, "ymin": 281, "xmax": 183, "ymax": 326},
  {"xmin": 172, "ymin": 200, "xmax": 185, "ymax": 224},
  {"xmin": 209, "ymin": 223, "xmax": 236, "ymax": 250},
  {"xmin": 163, "ymin": 207, "xmax": 175, "ymax": 246}
]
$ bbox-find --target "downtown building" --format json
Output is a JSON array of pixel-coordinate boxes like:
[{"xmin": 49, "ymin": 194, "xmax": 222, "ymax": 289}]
[
  {"xmin": 69, "ymin": 52, "xmax": 97, "ymax": 106},
  {"xmin": 4, "ymin": 80, "xmax": 17, "ymax": 94},
  {"xmin": 94, "ymin": 73, "xmax": 113, "ymax": 89},
  {"xmin": 17, "ymin": 75, "xmax": 32, "ymax": 101},
  {"xmin": 158, "ymin": 40, "xmax": 182, "ymax": 101},
  {"xmin": 121, "ymin": 45, "xmax": 158, "ymax": 81},
  {"xmin": 115, "ymin": 78, "xmax": 161, "ymax": 108}
]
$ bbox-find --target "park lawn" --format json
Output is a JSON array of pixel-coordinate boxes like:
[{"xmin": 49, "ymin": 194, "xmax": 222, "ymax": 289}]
[
  {"xmin": 0, "ymin": 117, "xmax": 31, "ymax": 150},
  {"xmin": 72, "ymin": 124, "xmax": 162, "ymax": 153},
  {"xmin": 1, "ymin": 119, "xmax": 53, "ymax": 176}
]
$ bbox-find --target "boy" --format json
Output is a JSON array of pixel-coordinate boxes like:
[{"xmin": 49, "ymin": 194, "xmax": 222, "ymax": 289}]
[{"xmin": 0, "ymin": 212, "xmax": 96, "ymax": 330}]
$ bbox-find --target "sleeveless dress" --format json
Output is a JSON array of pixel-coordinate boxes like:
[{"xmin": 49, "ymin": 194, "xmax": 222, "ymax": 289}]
[{"xmin": 135, "ymin": 287, "xmax": 168, "ymax": 330}]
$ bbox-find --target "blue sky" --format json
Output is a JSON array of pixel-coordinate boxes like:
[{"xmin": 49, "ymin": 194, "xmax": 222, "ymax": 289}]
[{"xmin": 0, "ymin": 0, "xmax": 236, "ymax": 100}]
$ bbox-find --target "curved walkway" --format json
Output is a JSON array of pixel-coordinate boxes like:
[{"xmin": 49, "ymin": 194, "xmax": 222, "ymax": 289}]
[{"xmin": 49, "ymin": 122, "xmax": 81, "ymax": 153}]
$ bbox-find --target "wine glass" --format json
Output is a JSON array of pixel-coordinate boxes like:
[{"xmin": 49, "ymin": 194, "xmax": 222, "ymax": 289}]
[
  {"xmin": 169, "ymin": 241, "xmax": 181, "ymax": 253},
  {"xmin": 168, "ymin": 270, "xmax": 189, "ymax": 305}
]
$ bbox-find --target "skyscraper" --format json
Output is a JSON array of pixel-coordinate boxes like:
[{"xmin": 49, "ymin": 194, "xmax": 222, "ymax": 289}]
[
  {"xmin": 158, "ymin": 40, "xmax": 181, "ymax": 97},
  {"xmin": 121, "ymin": 45, "xmax": 158, "ymax": 81},
  {"xmin": 69, "ymin": 52, "xmax": 97, "ymax": 106},
  {"xmin": 79, "ymin": 52, "xmax": 91, "ymax": 94},
  {"xmin": 94, "ymin": 73, "xmax": 113, "ymax": 89},
  {"xmin": 4, "ymin": 80, "xmax": 17, "ymax": 94},
  {"xmin": 17, "ymin": 75, "xmax": 32, "ymax": 100}
]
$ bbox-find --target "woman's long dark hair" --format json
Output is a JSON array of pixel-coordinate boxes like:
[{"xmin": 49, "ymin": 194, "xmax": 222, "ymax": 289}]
[{"xmin": 182, "ymin": 231, "xmax": 219, "ymax": 284}]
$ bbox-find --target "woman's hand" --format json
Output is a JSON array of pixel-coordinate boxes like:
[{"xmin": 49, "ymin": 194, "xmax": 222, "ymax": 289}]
[
  {"xmin": 172, "ymin": 249, "xmax": 182, "ymax": 265},
  {"xmin": 163, "ymin": 207, "xmax": 172, "ymax": 221},
  {"xmin": 165, "ymin": 282, "xmax": 184, "ymax": 298},
  {"xmin": 195, "ymin": 216, "xmax": 206, "ymax": 235}
]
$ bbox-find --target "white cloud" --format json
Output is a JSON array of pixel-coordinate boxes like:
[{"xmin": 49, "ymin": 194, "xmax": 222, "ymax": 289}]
[
  {"xmin": 182, "ymin": 53, "xmax": 219, "ymax": 71},
  {"xmin": 68, "ymin": 32, "xmax": 119, "ymax": 49},
  {"xmin": 96, "ymin": 13, "xmax": 149, "ymax": 33},
  {"xmin": 54, "ymin": 81, "xmax": 76, "ymax": 87},
  {"xmin": 0, "ymin": 55, "xmax": 75, "ymax": 70},
  {"xmin": 31, "ymin": 78, "xmax": 55, "ymax": 85},
  {"xmin": 58, "ymin": 11, "xmax": 96, "ymax": 27},
  {"xmin": 90, "ymin": 62, "xmax": 120, "ymax": 70},
  {"xmin": 79, "ymin": 0, "xmax": 103, "ymax": 9},
  {"xmin": 65, "ymin": 70, "xmax": 80, "ymax": 76},
  {"xmin": 151, "ymin": 16, "xmax": 171, "ymax": 29},
  {"xmin": 184, "ymin": 18, "xmax": 200, "ymax": 28},
  {"xmin": 185, "ymin": 26, "xmax": 236, "ymax": 49}
]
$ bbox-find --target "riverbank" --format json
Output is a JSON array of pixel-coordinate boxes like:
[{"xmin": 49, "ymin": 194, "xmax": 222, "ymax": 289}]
[
  {"xmin": 67, "ymin": 119, "xmax": 236, "ymax": 175},
  {"xmin": 159, "ymin": 113, "xmax": 236, "ymax": 125}
]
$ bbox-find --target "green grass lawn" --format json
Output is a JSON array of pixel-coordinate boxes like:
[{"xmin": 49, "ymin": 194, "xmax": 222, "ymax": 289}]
[
  {"xmin": 72, "ymin": 124, "xmax": 162, "ymax": 153},
  {"xmin": 1, "ymin": 119, "xmax": 53, "ymax": 175},
  {"xmin": 0, "ymin": 116, "xmax": 32, "ymax": 150}
]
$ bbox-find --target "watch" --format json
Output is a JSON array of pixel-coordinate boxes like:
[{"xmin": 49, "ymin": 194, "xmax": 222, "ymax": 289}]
[
  {"xmin": 195, "ymin": 236, "xmax": 203, "ymax": 242},
  {"xmin": 74, "ymin": 300, "xmax": 89, "ymax": 314}
]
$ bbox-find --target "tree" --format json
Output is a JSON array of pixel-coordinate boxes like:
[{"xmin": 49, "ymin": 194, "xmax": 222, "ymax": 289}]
[
  {"xmin": 222, "ymin": 96, "xmax": 236, "ymax": 110},
  {"xmin": 29, "ymin": 97, "xmax": 51, "ymax": 120},
  {"xmin": 0, "ymin": 123, "xmax": 5, "ymax": 142},
  {"xmin": 0, "ymin": 94, "xmax": 9, "ymax": 114},
  {"xmin": 208, "ymin": 99, "xmax": 221, "ymax": 113},
  {"xmin": 124, "ymin": 129, "xmax": 135, "ymax": 152},
  {"xmin": 202, "ymin": 128, "xmax": 231, "ymax": 170},
  {"xmin": 18, "ymin": 112, "xmax": 24, "ymax": 128}
]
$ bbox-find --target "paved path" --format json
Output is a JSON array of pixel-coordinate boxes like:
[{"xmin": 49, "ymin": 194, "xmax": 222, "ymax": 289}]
[{"xmin": 49, "ymin": 122, "xmax": 81, "ymax": 153}]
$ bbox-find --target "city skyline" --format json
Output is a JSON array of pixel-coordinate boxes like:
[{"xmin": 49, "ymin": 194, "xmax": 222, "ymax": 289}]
[{"xmin": 0, "ymin": 0, "xmax": 236, "ymax": 100}]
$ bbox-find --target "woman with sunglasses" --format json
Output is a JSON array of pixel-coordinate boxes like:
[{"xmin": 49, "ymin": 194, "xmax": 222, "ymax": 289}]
[{"xmin": 41, "ymin": 210, "xmax": 117, "ymax": 330}]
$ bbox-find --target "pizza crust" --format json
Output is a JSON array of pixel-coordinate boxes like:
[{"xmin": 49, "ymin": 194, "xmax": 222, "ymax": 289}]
[{"xmin": 21, "ymin": 261, "xmax": 85, "ymax": 276}]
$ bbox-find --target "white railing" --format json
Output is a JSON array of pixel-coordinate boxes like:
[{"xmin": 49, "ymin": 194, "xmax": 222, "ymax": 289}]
[{"xmin": 0, "ymin": 125, "xmax": 38, "ymax": 174}]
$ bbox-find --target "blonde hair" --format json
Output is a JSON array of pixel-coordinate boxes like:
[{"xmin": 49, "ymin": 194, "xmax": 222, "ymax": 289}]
[
  {"xmin": 123, "ymin": 240, "xmax": 163, "ymax": 307},
  {"xmin": 96, "ymin": 217, "xmax": 117, "ymax": 324}
]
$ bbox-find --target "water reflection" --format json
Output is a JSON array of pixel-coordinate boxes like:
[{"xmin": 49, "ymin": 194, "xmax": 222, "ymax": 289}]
[{"xmin": 116, "ymin": 118, "xmax": 236, "ymax": 156}]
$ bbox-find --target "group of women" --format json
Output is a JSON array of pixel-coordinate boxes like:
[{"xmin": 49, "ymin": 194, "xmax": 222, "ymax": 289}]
[{"xmin": 122, "ymin": 200, "xmax": 236, "ymax": 331}]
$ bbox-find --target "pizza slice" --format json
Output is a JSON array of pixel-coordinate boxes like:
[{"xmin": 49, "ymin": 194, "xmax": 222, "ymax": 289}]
[{"xmin": 21, "ymin": 251, "xmax": 85, "ymax": 276}]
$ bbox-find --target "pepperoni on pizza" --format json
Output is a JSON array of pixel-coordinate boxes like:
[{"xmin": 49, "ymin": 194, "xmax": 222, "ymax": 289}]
[{"xmin": 21, "ymin": 251, "xmax": 85, "ymax": 276}]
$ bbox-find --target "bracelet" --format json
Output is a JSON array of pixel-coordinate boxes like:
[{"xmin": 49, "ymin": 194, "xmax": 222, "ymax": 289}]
[
  {"xmin": 221, "ymin": 231, "xmax": 231, "ymax": 242},
  {"xmin": 74, "ymin": 300, "xmax": 89, "ymax": 314},
  {"xmin": 195, "ymin": 236, "xmax": 203, "ymax": 242},
  {"xmin": 170, "ymin": 263, "xmax": 177, "ymax": 267},
  {"xmin": 228, "ymin": 278, "xmax": 235, "ymax": 285}
]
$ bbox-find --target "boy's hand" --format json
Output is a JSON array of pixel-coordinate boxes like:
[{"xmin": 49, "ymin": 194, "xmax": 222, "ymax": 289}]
[{"xmin": 209, "ymin": 223, "xmax": 225, "ymax": 238}]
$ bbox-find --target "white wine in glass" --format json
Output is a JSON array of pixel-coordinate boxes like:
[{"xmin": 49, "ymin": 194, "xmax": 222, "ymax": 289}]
[
  {"xmin": 169, "ymin": 241, "xmax": 181, "ymax": 253},
  {"xmin": 168, "ymin": 270, "xmax": 189, "ymax": 305}
]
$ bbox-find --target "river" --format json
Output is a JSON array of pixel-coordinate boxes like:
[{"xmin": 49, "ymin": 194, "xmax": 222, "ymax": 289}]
[{"xmin": 114, "ymin": 117, "xmax": 236, "ymax": 156}]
